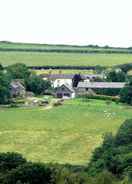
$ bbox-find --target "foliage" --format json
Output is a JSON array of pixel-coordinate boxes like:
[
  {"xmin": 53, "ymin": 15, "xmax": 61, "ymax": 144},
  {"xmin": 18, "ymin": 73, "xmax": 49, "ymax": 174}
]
[
  {"xmin": 118, "ymin": 63, "xmax": 132, "ymax": 73},
  {"xmin": 79, "ymin": 94, "xmax": 119, "ymax": 103},
  {"xmin": 0, "ymin": 63, "xmax": 4, "ymax": 70},
  {"xmin": 25, "ymin": 74, "xmax": 51, "ymax": 95},
  {"xmin": 120, "ymin": 79, "xmax": 132, "ymax": 105},
  {"xmin": 0, "ymin": 152, "xmax": 26, "ymax": 173},
  {"xmin": 7, "ymin": 63, "xmax": 30, "ymax": 79},
  {"xmin": 96, "ymin": 88, "xmax": 121, "ymax": 96},
  {"xmin": 106, "ymin": 69, "xmax": 126, "ymax": 82},
  {"xmin": 72, "ymin": 74, "xmax": 83, "ymax": 87},
  {"xmin": 0, "ymin": 71, "xmax": 11, "ymax": 104},
  {"xmin": 87, "ymin": 119, "xmax": 132, "ymax": 179},
  {"xmin": 3, "ymin": 163, "xmax": 52, "ymax": 184}
]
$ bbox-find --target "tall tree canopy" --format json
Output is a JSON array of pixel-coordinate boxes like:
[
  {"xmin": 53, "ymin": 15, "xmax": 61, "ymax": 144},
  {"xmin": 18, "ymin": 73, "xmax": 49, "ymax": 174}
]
[
  {"xmin": 0, "ymin": 71, "xmax": 11, "ymax": 104},
  {"xmin": 25, "ymin": 74, "xmax": 51, "ymax": 95},
  {"xmin": 7, "ymin": 63, "xmax": 30, "ymax": 79},
  {"xmin": 120, "ymin": 79, "xmax": 132, "ymax": 105},
  {"xmin": 72, "ymin": 74, "xmax": 83, "ymax": 87},
  {"xmin": 106, "ymin": 69, "xmax": 126, "ymax": 82}
]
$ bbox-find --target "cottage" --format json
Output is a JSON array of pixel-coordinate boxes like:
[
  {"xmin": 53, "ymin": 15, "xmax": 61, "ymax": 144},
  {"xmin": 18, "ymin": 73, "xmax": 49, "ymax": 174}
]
[
  {"xmin": 55, "ymin": 84, "xmax": 75, "ymax": 99},
  {"xmin": 10, "ymin": 81, "xmax": 26, "ymax": 98}
]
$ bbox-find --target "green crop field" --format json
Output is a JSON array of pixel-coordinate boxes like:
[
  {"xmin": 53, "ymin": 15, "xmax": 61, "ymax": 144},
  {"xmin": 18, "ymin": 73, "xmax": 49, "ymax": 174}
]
[
  {"xmin": 0, "ymin": 99, "xmax": 131, "ymax": 165},
  {"xmin": 0, "ymin": 51, "xmax": 132, "ymax": 67}
]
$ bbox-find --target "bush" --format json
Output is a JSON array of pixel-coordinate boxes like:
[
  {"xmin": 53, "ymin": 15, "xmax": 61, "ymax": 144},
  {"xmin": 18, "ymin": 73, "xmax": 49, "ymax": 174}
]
[
  {"xmin": 7, "ymin": 63, "xmax": 30, "ymax": 79},
  {"xmin": 0, "ymin": 152, "xmax": 26, "ymax": 173},
  {"xmin": 3, "ymin": 163, "xmax": 52, "ymax": 184},
  {"xmin": 0, "ymin": 72, "xmax": 11, "ymax": 104},
  {"xmin": 120, "ymin": 84, "xmax": 132, "ymax": 105},
  {"xmin": 78, "ymin": 94, "xmax": 119, "ymax": 103},
  {"xmin": 87, "ymin": 119, "xmax": 132, "ymax": 178},
  {"xmin": 25, "ymin": 74, "xmax": 52, "ymax": 95},
  {"xmin": 115, "ymin": 119, "xmax": 132, "ymax": 146}
]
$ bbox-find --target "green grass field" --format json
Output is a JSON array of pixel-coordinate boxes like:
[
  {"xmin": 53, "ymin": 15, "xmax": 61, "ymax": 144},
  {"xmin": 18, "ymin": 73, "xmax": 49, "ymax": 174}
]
[
  {"xmin": 35, "ymin": 69, "xmax": 94, "ymax": 75},
  {"xmin": 0, "ymin": 51, "xmax": 132, "ymax": 67},
  {"xmin": 0, "ymin": 99, "xmax": 132, "ymax": 165},
  {"xmin": 0, "ymin": 41, "xmax": 131, "ymax": 52}
]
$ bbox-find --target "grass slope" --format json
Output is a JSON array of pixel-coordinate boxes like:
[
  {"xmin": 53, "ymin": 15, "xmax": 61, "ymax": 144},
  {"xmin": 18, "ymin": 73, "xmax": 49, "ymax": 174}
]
[
  {"xmin": 0, "ymin": 99, "xmax": 132, "ymax": 165},
  {"xmin": 0, "ymin": 41, "xmax": 131, "ymax": 51},
  {"xmin": 0, "ymin": 52, "xmax": 132, "ymax": 67}
]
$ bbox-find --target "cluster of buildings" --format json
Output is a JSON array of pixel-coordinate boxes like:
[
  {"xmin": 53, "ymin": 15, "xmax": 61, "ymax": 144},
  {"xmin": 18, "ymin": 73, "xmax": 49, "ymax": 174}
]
[
  {"xmin": 41, "ymin": 74, "xmax": 126, "ymax": 99},
  {"xmin": 10, "ymin": 74, "xmax": 126, "ymax": 99}
]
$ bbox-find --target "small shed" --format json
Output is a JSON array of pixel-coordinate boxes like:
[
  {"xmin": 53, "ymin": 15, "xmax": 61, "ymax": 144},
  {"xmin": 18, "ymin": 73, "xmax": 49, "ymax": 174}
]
[
  {"xmin": 55, "ymin": 84, "xmax": 75, "ymax": 99},
  {"xmin": 10, "ymin": 81, "xmax": 26, "ymax": 98}
]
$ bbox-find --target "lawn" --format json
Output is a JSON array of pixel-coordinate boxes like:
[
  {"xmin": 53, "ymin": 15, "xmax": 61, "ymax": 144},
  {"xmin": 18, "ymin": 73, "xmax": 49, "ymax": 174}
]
[
  {"xmin": 0, "ymin": 51, "xmax": 132, "ymax": 67},
  {"xmin": 0, "ymin": 99, "xmax": 132, "ymax": 165}
]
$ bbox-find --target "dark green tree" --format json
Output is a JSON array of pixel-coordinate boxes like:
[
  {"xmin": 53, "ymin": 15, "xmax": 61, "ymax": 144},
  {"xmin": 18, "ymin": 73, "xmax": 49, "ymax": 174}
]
[
  {"xmin": 106, "ymin": 69, "xmax": 126, "ymax": 82},
  {"xmin": 4, "ymin": 163, "xmax": 52, "ymax": 184},
  {"xmin": 0, "ymin": 71, "xmax": 11, "ymax": 104},
  {"xmin": 72, "ymin": 74, "xmax": 83, "ymax": 87},
  {"xmin": 0, "ymin": 152, "xmax": 26, "ymax": 173},
  {"xmin": 7, "ymin": 63, "xmax": 30, "ymax": 79},
  {"xmin": 87, "ymin": 119, "xmax": 132, "ymax": 178},
  {"xmin": 0, "ymin": 64, "xmax": 3, "ymax": 71},
  {"xmin": 25, "ymin": 74, "xmax": 51, "ymax": 95},
  {"xmin": 120, "ymin": 79, "xmax": 132, "ymax": 105}
]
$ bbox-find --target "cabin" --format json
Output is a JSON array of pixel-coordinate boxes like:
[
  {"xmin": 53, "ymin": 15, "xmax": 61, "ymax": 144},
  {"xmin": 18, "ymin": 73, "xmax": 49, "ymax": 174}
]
[
  {"xmin": 10, "ymin": 81, "xmax": 26, "ymax": 98},
  {"xmin": 55, "ymin": 84, "xmax": 75, "ymax": 99}
]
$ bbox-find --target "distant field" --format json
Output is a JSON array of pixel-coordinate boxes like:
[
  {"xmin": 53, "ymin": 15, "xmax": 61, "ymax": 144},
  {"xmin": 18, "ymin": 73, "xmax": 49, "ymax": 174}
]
[
  {"xmin": 0, "ymin": 99, "xmax": 131, "ymax": 165},
  {"xmin": 0, "ymin": 51, "xmax": 132, "ymax": 67},
  {"xmin": 0, "ymin": 41, "xmax": 131, "ymax": 53},
  {"xmin": 35, "ymin": 69, "xmax": 94, "ymax": 75}
]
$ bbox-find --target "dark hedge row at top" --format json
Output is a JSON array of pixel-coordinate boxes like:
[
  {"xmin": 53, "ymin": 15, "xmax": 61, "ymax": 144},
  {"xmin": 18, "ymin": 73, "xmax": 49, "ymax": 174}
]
[{"xmin": 0, "ymin": 48, "xmax": 132, "ymax": 54}]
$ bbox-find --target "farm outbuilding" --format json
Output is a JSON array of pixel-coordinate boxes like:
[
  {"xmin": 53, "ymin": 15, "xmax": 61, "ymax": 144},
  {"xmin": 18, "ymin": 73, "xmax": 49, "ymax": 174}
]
[
  {"xmin": 76, "ymin": 82, "xmax": 125, "ymax": 94},
  {"xmin": 10, "ymin": 81, "xmax": 26, "ymax": 98}
]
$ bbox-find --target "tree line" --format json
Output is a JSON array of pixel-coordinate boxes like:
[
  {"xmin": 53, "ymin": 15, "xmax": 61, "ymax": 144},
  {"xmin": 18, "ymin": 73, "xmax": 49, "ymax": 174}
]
[{"xmin": 1, "ymin": 48, "xmax": 132, "ymax": 54}]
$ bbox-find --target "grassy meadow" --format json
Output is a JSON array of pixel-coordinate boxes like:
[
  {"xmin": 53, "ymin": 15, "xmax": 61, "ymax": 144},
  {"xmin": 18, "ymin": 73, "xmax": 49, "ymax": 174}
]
[
  {"xmin": 34, "ymin": 69, "xmax": 94, "ymax": 75},
  {"xmin": 0, "ymin": 99, "xmax": 132, "ymax": 165},
  {"xmin": 0, "ymin": 51, "xmax": 132, "ymax": 67}
]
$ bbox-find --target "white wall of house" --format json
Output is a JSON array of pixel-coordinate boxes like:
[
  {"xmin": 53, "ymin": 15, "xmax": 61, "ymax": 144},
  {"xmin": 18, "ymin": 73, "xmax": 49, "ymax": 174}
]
[{"xmin": 71, "ymin": 92, "xmax": 76, "ymax": 98}]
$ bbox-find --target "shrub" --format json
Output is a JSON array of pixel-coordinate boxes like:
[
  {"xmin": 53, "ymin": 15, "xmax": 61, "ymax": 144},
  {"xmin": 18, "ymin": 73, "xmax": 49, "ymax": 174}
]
[
  {"xmin": 78, "ymin": 94, "xmax": 119, "ymax": 103},
  {"xmin": 4, "ymin": 163, "xmax": 52, "ymax": 184},
  {"xmin": 25, "ymin": 74, "xmax": 52, "ymax": 95},
  {"xmin": 87, "ymin": 119, "xmax": 132, "ymax": 178},
  {"xmin": 7, "ymin": 63, "xmax": 30, "ymax": 79},
  {"xmin": 0, "ymin": 152, "xmax": 26, "ymax": 173}
]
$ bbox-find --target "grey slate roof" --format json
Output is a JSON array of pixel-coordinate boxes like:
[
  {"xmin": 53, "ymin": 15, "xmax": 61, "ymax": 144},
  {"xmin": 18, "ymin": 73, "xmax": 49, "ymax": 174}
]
[
  {"xmin": 63, "ymin": 84, "xmax": 75, "ymax": 93},
  {"xmin": 56, "ymin": 84, "xmax": 75, "ymax": 93},
  {"xmin": 10, "ymin": 81, "xmax": 25, "ymax": 89},
  {"xmin": 77, "ymin": 82, "xmax": 125, "ymax": 89}
]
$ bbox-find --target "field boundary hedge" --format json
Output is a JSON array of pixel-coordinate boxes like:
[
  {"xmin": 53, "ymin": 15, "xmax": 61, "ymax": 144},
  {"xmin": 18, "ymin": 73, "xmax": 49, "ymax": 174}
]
[
  {"xmin": 0, "ymin": 48, "xmax": 132, "ymax": 54},
  {"xmin": 78, "ymin": 94, "xmax": 120, "ymax": 102}
]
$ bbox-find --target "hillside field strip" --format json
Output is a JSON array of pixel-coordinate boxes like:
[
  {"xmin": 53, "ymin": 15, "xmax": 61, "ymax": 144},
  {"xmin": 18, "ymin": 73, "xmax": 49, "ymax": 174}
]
[
  {"xmin": 0, "ymin": 52, "xmax": 132, "ymax": 67},
  {"xmin": 0, "ymin": 99, "xmax": 132, "ymax": 165}
]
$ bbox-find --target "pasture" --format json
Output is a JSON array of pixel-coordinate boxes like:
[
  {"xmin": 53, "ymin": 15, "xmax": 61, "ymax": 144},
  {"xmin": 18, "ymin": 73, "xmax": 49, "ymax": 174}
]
[
  {"xmin": 0, "ymin": 99, "xmax": 131, "ymax": 165},
  {"xmin": 0, "ymin": 52, "xmax": 132, "ymax": 67}
]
